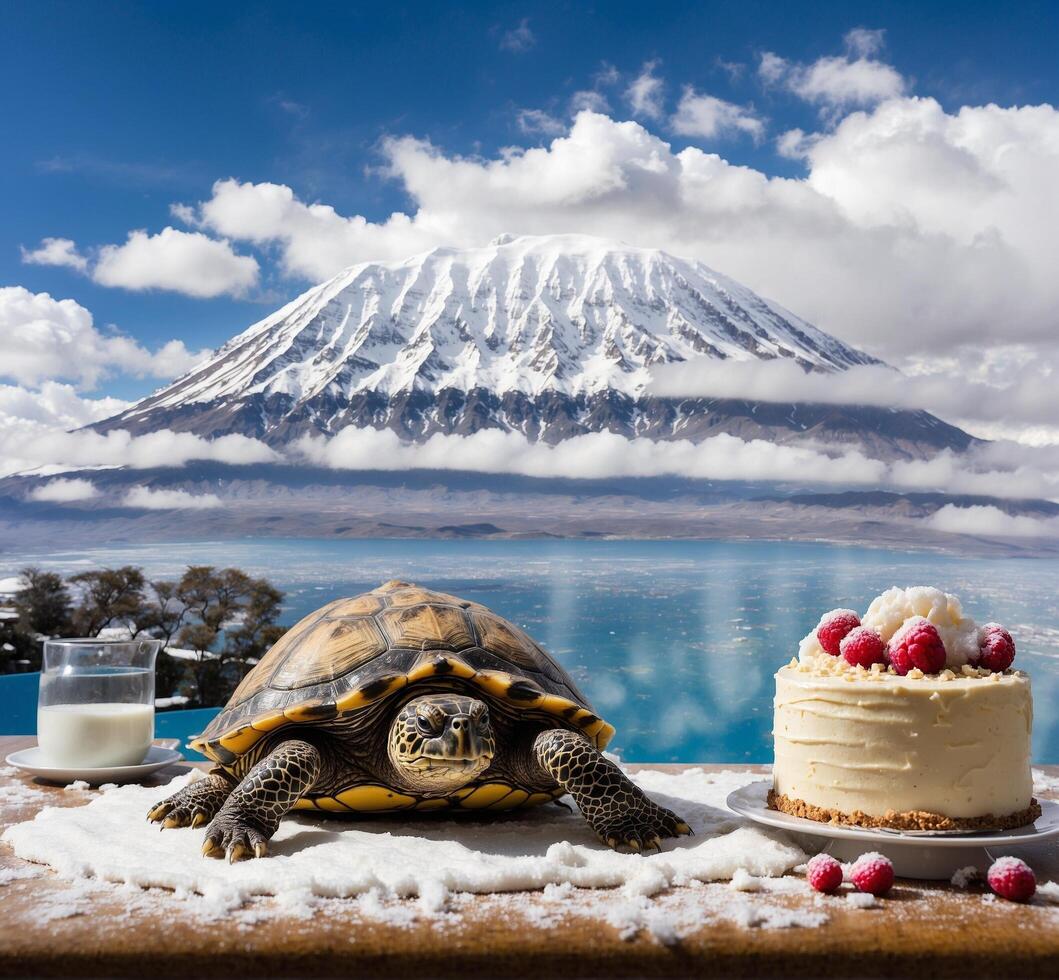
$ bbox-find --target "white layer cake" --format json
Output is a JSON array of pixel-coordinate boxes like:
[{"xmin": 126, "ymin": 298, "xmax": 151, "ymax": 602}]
[
  {"xmin": 770, "ymin": 586, "xmax": 1039, "ymax": 831},
  {"xmin": 771, "ymin": 657, "xmax": 1037, "ymax": 830}
]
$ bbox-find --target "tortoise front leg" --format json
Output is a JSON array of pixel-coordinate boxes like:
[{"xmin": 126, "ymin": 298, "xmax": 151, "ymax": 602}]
[
  {"xmin": 533, "ymin": 729, "xmax": 692, "ymax": 852},
  {"xmin": 147, "ymin": 770, "xmax": 234, "ymax": 828},
  {"xmin": 201, "ymin": 739, "xmax": 322, "ymax": 862}
]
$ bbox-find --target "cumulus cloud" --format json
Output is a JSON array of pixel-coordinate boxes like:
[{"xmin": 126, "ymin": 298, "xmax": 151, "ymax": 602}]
[
  {"xmin": 760, "ymin": 29, "xmax": 905, "ymax": 110},
  {"xmin": 0, "ymin": 381, "xmax": 129, "ymax": 434},
  {"xmin": 625, "ymin": 61, "xmax": 665, "ymax": 120},
  {"xmin": 0, "ymin": 287, "xmax": 210, "ymax": 388},
  {"xmin": 27, "ymin": 477, "xmax": 100, "ymax": 502},
  {"xmin": 93, "ymin": 227, "xmax": 259, "ymax": 298},
  {"xmin": 0, "ymin": 426, "xmax": 278, "ymax": 479},
  {"xmin": 20, "ymin": 237, "xmax": 88, "ymax": 272},
  {"xmin": 926, "ymin": 504, "xmax": 1059, "ymax": 539},
  {"xmin": 670, "ymin": 89, "xmax": 765, "ymax": 141},
  {"xmin": 122, "ymin": 486, "xmax": 223, "ymax": 509},
  {"xmin": 499, "ymin": 18, "xmax": 535, "ymax": 53}
]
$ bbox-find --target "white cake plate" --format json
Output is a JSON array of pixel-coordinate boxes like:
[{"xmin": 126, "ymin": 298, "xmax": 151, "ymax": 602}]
[
  {"xmin": 6, "ymin": 742, "xmax": 184, "ymax": 786},
  {"xmin": 726, "ymin": 780, "xmax": 1059, "ymax": 880}
]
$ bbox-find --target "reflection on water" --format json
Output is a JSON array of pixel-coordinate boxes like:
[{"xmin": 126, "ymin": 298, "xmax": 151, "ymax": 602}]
[{"xmin": 7, "ymin": 539, "xmax": 1059, "ymax": 762}]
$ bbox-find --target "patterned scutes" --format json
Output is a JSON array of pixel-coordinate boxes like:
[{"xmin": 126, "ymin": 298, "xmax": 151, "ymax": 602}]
[{"xmin": 191, "ymin": 581, "xmax": 609, "ymax": 764}]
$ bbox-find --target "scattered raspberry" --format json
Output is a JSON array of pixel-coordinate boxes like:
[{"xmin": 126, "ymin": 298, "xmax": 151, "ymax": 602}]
[
  {"xmin": 887, "ymin": 618, "xmax": 946, "ymax": 675},
  {"xmin": 816, "ymin": 609, "xmax": 861, "ymax": 656},
  {"xmin": 839, "ymin": 626, "xmax": 887, "ymax": 669},
  {"xmin": 849, "ymin": 852, "xmax": 894, "ymax": 895},
  {"xmin": 978, "ymin": 623, "xmax": 1015, "ymax": 672},
  {"xmin": 806, "ymin": 853, "xmax": 844, "ymax": 893},
  {"xmin": 987, "ymin": 856, "xmax": 1035, "ymax": 902}
]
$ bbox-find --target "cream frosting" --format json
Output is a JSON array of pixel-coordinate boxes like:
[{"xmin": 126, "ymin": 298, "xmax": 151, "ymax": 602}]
[{"xmin": 773, "ymin": 658, "xmax": 1034, "ymax": 820}]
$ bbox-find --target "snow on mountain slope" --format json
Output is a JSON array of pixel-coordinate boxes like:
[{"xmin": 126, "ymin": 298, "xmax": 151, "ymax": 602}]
[
  {"xmin": 98, "ymin": 235, "xmax": 971, "ymax": 458},
  {"xmin": 125, "ymin": 234, "xmax": 874, "ymax": 406}
]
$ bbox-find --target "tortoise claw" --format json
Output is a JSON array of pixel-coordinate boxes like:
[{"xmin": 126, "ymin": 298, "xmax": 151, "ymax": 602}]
[
  {"xmin": 190, "ymin": 812, "xmax": 208, "ymax": 828},
  {"xmin": 675, "ymin": 821, "xmax": 693, "ymax": 836},
  {"xmin": 147, "ymin": 803, "xmax": 171, "ymax": 823},
  {"xmin": 227, "ymin": 842, "xmax": 249, "ymax": 864},
  {"xmin": 253, "ymin": 841, "xmax": 268, "ymax": 859},
  {"xmin": 202, "ymin": 837, "xmax": 223, "ymax": 858}
]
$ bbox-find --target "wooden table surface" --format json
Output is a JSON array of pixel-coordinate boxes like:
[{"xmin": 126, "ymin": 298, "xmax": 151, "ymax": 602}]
[{"xmin": 1, "ymin": 734, "xmax": 1058, "ymax": 979}]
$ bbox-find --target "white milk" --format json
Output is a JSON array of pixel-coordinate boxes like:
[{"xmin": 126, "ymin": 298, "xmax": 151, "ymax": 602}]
[{"xmin": 37, "ymin": 702, "xmax": 154, "ymax": 768}]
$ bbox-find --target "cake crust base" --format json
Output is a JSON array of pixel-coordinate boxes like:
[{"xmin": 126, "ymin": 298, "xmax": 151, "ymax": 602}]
[{"xmin": 767, "ymin": 789, "xmax": 1042, "ymax": 833}]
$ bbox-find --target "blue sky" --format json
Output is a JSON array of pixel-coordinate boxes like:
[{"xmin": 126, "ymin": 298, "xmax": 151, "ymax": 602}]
[{"xmin": 2, "ymin": 1, "xmax": 1058, "ymax": 412}]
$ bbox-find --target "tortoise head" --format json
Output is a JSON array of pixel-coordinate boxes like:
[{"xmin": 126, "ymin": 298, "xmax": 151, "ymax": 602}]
[{"xmin": 388, "ymin": 694, "xmax": 496, "ymax": 795}]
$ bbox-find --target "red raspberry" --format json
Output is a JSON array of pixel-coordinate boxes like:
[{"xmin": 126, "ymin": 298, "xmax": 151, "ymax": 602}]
[
  {"xmin": 840, "ymin": 626, "xmax": 887, "ymax": 669},
  {"xmin": 806, "ymin": 853, "xmax": 844, "ymax": 893},
  {"xmin": 987, "ymin": 856, "xmax": 1035, "ymax": 902},
  {"xmin": 816, "ymin": 609, "xmax": 861, "ymax": 656},
  {"xmin": 978, "ymin": 624, "xmax": 1015, "ymax": 672},
  {"xmin": 887, "ymin": 619, "xmax": 946, "ymax": 675},
  {"xmin": 849, "ymin": 852, "xmax": 894, "ymax": 895}
]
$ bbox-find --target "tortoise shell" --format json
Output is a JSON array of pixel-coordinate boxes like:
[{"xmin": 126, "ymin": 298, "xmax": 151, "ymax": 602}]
[{"xmin": 190, "ymin": 580, "xmax": 613, "ymax": 769}]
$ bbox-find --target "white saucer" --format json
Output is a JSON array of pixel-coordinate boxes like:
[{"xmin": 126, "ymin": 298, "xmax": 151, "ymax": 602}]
[
  {"xmin": 5, "ymin": 743, "xmax": 185, "ymax": 785},
  {"xmin": 726, "ymin": 780, "xmax": 1059, "ymax": 879}
]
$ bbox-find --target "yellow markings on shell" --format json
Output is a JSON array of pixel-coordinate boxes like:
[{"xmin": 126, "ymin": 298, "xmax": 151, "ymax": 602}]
[
  {"xmin": 414, "ymin": 798, "xmax": 450, "ymax": 811},
  {"xmin": 335, "ymin": 674, "xmax": 409, "ymax": 713},
  {"xmin": 594, "ymin": 722, "xmax": 616, "ymax": 750},
  {"xmin": 283, "ymin": 703, "xmax": 329, "ymax": 723},
  {"xmin": 336, "ymin": 785, "xmax": 417, "ymax": 812},
  {"xmin": 295, "ymin": 796, "xmax": 348, "ymax": 813},
  {"xmin": 489, "ymin": 789, "xmax": 529, "ymax": 810},
  {"xmin": 250, "ymin": 711, "xmax": 288, "ymax": 734},
  {"xmin": 525, "ymin": 792, "xmax": 560, "ymax": 808},
  {"xmin": 473, "ymin": 670, "xmax": 517, "ymax": 700},
  {"xmin": 218, "ymin": 726, "xmax": 265, "ymax": 756},
  {"xmin": 406, "ymin": 657, "xmax": 476, "ymax": 683},
  {"xmin": 457, "ymin": 783, "xmax": 515, "ymax": 809}
]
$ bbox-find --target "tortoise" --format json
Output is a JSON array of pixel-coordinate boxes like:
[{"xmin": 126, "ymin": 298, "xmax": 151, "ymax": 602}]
[{"xmin": 148, "ymin": 580, "xmax": 690, "ymax": 861}]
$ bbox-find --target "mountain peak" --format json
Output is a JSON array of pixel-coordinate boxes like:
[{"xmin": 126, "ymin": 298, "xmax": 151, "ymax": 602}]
[{"xmin": 126, "ymin": 233, "xmax": 876, "ymax": 413}]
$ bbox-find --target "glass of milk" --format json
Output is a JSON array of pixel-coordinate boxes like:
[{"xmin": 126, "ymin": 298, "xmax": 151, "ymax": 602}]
[{"xmin": 37, "ymin": 638, "xmax": 161, "ymax": 768}]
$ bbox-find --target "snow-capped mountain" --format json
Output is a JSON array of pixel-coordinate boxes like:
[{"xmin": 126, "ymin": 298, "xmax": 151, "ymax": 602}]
[{"xmin": 98, "ymin": 234, "xmax": 971, "ymax": 457}]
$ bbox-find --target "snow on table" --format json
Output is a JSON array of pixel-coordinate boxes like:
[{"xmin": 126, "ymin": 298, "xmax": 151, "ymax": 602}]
[{"xmin": 1, "ymin": 768, "xmax": 821, "ymax": 939}]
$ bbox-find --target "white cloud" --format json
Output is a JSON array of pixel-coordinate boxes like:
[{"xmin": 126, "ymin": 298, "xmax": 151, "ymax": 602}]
[
  {"xmin": 757, "ymin": 52, "xmax": 788, "ymax": 85},
  {"xmin": 288, "ymin": 427, "xmax": 1059, "ymax": 501},
  {"xmin": 295, "ymin": 426, "xmax": 889, "ymax": 485},
  {"xmin": 27, "ymin": 477, "xmax": 100, "ymax": 502},
  {"xmin": 93, "ymin": 227, "xmax": 259, "ymax": 298},
  {"xmin": 122, "ymin": 486, "xmax": 223, "ymax": 509},
  {"xmin": 670, "ymin": 88, "xmax": 765, "ymax": 141},
  {"xmin": 759, "ymin": 30, "xmax": 905, "ymax": 110},
  {"xmin": 926, "ymin": 504, "xmax": 1059, "ymax": 539},
  {"xmin": 844, "ymin": 27, "xmax": 886, "ymax": 58},
  {"xmin": 0, "ymin": 380, "xmax": 129, "ymax": 433},
  {"xmin": 625, "ymin": 60, "xmax": 665, "ymax": 120},
  {"xmin": 0, "ymin": 287, "xmax": 210, "ymax": 388},
  {"xmin": 516, "ymin": 108, "xmax": 565, "ymax": 137},
  {"xmin": 499, "ymin": 18, "xmax": 535, "ymax": 53},
  {"xmin": 20, "ymin": 237, "xmax": 88, "ymax": 272},
  {"xmin": 570, "ymin": 89, "xmax": 610, "ymax": 113},
  {"xmin": 0, "ymin": 426, "xmax": 278, "ymax": 479}
]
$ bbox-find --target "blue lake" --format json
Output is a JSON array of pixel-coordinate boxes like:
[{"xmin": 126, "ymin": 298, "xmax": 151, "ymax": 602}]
[{"xmin": 4, "ymin": 538, "xmax": 1058, "ymax": 762}]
